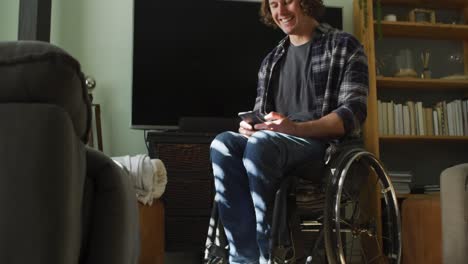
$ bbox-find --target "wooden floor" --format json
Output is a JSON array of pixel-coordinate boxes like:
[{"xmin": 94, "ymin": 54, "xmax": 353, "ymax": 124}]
[{"xmin": 164, "ymin": 252, "xmax": 201, "ymax": 264}]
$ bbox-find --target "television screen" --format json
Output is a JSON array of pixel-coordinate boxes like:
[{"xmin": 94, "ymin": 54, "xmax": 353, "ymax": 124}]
[{"xmin": 132, "ymin": 0, "xmax": 343, "ymax": 131}]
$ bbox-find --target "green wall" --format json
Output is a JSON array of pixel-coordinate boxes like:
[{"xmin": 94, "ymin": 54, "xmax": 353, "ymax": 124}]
[
  {"xmin": 0, "ymin": 0, "xmax": 19, "ymax": 41},
  {"xmin": 0, "ymin": 0, "xmax": 354, "ymax": 156},
  {"xmin": 51, "ymin": 0, "xmax": 144, "ymax": 156}
]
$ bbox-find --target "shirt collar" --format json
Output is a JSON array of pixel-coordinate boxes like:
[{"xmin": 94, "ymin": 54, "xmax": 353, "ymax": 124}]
[{"xmin": 276, "ymin": 23, "xmax": 332, "ymax": 51}]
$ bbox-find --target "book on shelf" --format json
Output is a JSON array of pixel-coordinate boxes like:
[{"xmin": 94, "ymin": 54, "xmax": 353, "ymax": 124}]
[
  {"xmin": 433, "ymin": 110, "xmax": 439, "ymax": 136},
  {"xmin": 382, "ymin": 101, "xmax": 388, "ymax": 135},
  {"xmin": 394, "ymin": 104, "xmax": 400, "ymax": 135},
  {"xmin": 416, "ymin": 102, "xmax": 425, "ymax": 136},
  {"xmin": 407, "ymin": 100, "xmax": 416, "ymax": 136},
  {"xmin": 378, "ymin": 100, "xmax": 384, "ymax": 135},
  {"xmin": 459, "ymin": 100, "xmax": 464, "ymax": 135},
  {"xmin": 397, "ymin": 103, "xmax": 404, "ymax": 135},
  {"xmin": 390, "ymin": 178, "xmax": 412, "ymax": 183},
  {"xmin": 454, "ymin": 100, "xmax": 460, "ymax": 135},
  {"xmin": 377, "ymin": 99, "xmax": 468, "ymax": 136},
  {"xmin": 392, "ymin": 183, "xmax": 411, "ymax": 194},
  {"xmin": 389, "ymin": 171, "xmax": 413, "ymax": 179},
  {"xmin": 463, "ymin": 100, "xmax": 468, "ymax": 136},
  {"xmin": 403, "ymin": 105, "xmax": 410, "ymax": 135},
  {"xmin": 388, "ymin": 101, "xmax": 395, "ymax": 135},
  {"xmin": 424, "ymin": 184, "xmax": 440, "ymax": 194},
  {"xmin": 388, "ymin": 171, "xmax": 413, "ymax": 194},
  {"xmin": 447, "ymin": 102, "xmax": 454, "ymax": 135},
  {"xmin": 435, "ymin": 101, "xmax": 446, "ymax": 135},
  {"xmin": 443, "ymin": 100, "xmax": 449, "ymax": 135},
  {"xmin": 425, "ymin": 107, "xmax": 433, "ymax": 136},
  {"xmin": 457, "ymin": 100, "xmax": 463, "ymax": 135}
]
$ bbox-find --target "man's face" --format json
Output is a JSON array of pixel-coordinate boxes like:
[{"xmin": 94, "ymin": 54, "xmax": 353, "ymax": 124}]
[{"xmin": 268, "ymin": 0, "xmax": 310, "ymax": 36}]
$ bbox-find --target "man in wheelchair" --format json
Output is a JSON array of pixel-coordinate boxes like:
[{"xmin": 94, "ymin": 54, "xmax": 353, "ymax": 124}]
[{"xmin": 207, "ymin": 0, "xmax": 372, "ymax": 263}]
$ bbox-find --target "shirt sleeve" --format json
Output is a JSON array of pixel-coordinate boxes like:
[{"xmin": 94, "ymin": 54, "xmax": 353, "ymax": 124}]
[{"xmin": 332, "ymin": 36, "xmax": 369, "ymax": 137}]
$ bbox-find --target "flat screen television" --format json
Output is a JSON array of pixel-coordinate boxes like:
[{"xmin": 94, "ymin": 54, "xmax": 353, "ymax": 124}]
[{"xmin": 132, "ymin": 0, "xmax": 343, "ymax": 132}]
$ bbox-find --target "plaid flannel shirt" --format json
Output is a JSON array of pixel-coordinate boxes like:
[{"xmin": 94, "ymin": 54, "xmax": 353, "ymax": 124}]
[{"xmin": 253, "ymin": 23, "xmax": 368, "ymax": 138}]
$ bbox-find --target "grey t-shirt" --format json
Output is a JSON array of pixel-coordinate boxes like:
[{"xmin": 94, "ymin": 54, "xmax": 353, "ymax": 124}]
[{"xmin": 271, "ymin": 40, "xmax": 316, "ymax": 120}]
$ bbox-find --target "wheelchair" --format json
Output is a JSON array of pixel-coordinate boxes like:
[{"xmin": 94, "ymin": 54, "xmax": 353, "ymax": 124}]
[{"xmin": 204, "ymin": 140, "xmax": 401, "ymax": 264}]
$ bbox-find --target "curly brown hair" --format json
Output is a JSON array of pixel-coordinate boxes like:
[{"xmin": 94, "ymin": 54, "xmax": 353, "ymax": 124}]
[{"xmin": 260, "ymin": 0, "xmax": 325, "ymax": 28}]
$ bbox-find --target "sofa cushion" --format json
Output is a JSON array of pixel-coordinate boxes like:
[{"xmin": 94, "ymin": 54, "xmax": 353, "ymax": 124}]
[{"xmin": 0, "ymin": 40, "xmax": 91, "ymax": 143}]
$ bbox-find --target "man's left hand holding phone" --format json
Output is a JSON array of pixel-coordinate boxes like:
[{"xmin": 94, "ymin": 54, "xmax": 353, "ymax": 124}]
[{"xmin": 238, "ymin": 110, "xmax": 265, "ymax": 137}]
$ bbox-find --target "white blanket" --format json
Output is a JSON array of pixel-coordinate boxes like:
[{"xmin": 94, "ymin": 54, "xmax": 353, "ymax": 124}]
[{"xmin": 112, "ymin": 154, "xmax": 167, "ymax": 205}]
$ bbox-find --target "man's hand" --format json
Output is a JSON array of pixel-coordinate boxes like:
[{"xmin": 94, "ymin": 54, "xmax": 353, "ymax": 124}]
[
  {"xmin": 239, "ymin": 120, "xmax": 256, "ymax": 137},
  {"xmin": 254, "ymin": 112, "xmax": 298, "ymax": 135},
  {"xmin": 240, "ymin": 111, "xmax": 345, "ymax": 139}
]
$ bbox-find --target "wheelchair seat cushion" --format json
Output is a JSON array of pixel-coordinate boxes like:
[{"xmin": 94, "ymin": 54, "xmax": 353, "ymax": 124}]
[
  {"xmin": 288, "ymin": 159, "xmax": 325, "ymax": 184},
  {"xmin": 0, "ymin": 41, "xmax": 91, "ymax": 143},
  {"xmin": 289, "ymin": 140, "xmax": 366, "ymax": 212}
]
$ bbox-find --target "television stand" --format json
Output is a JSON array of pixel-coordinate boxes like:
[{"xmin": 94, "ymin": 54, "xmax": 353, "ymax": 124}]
[
  {"xmin": 178, "ymin": 117, "xmax": 238, "ymax": 134},
  {"xmin": 146, "ymin": 131, "xmax": 215, "ymax": 253}
]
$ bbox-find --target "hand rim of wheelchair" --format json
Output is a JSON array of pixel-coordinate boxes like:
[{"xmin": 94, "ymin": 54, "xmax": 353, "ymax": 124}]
[{"xmin": 323, "ymin": 150, "xmax": 402, "ymax": 264}]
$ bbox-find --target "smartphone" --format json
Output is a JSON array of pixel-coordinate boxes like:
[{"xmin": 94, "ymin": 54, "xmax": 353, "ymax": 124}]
[{"xmin": 238, "ymin": 110, "xmax": 265, "ymax": 125}]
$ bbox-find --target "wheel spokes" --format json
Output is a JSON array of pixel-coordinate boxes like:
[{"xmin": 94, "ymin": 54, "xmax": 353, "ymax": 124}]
[{"xmin": 325, "ymin": 151, "xmax": 401, "ymax": 264}]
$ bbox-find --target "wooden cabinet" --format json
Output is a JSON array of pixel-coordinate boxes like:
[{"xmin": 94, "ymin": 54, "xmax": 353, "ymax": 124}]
[
  {"xmin": 139, "ymin": 200, "xmax": 164, "ymax": 264},
  {"xmin": 146, "ymin": 132, "xmax": 215, "ymax": 253},
  {"xmin": 353, "ymin": 0, "xmax": 468, "ymax": 189},
  {"xmin": 401, "ymin": 194, "xmax": 442, "ymax": 264}
]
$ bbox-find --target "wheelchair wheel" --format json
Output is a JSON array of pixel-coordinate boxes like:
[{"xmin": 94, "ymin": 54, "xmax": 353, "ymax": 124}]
[{"xmin": 323, "ymin": 150, "xmax": 401, "ymax": 264}]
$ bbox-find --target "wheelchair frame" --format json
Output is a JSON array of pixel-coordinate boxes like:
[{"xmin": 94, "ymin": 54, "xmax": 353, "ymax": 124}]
[{"xmin": 204, "ymin": 143, "xmax": 402, "ymax": 264}]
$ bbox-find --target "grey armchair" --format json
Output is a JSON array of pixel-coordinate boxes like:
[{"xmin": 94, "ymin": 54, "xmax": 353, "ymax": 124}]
[
  {"xmin": 0, "ymin": 41, "xmax": 139, "ymax": 264},
  {"xmin": 440, "ymin": 163, "xmax": 468, "ymax": 264}
]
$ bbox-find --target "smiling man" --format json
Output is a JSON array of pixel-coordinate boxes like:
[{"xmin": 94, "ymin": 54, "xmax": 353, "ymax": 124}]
[{"xmin": 209, "ymin": 0, "xmax": 369, "ymax": 263}]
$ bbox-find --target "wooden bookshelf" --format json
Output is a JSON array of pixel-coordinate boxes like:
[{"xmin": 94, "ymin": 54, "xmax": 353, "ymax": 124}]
[
  {"xmin": 380, "ymin": 0, "xmax": 468, "ymax": 9},
  {"xmin": 377, "ymin": 77, "xmax": 468, "ymax": 90},
  {"xmin": 356, "ymin": 1, "xmax": 468, "ymax": 261},
  {"xmin": 376, "ymin": 21, "xmax": 468, "ymax": 40},
  {"xmin": 387, "ymin": 193, "xmax": 439, "ymax": 199}
]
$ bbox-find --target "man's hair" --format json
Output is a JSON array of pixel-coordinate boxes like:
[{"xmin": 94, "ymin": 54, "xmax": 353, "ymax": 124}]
[{"xmin": 260, "ymin": 0, "xmax": 325, "ymax": 28}]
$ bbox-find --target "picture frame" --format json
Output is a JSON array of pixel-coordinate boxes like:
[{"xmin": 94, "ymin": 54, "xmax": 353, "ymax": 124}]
[
  {"xmin": 409, "ymin": 8, "xmax": 436, "ymax": 24},
  {"xmin": 88, "ymin": 103, "xmax": 103, "ymax": 151}
]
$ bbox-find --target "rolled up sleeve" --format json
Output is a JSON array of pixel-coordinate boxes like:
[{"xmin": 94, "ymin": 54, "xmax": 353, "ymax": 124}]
[{"xmin": 332, "ymin": 44, "xmax": 368, "ymax": 136}]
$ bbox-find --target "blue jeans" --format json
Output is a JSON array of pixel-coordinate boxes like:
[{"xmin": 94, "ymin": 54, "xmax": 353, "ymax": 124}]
[{"xmin": 210, "ymin": 130, "xmax": 326, "ymax": 264}]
